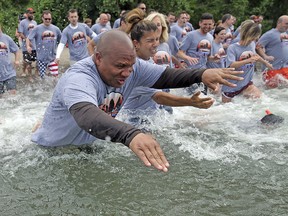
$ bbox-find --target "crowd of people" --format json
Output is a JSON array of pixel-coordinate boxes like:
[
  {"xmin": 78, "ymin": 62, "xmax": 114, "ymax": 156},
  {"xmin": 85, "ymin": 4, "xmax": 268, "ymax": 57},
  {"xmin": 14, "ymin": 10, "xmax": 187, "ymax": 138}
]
[{"xmin": 1, "ymin": 3, "xmax": 288, "ymax": 171}]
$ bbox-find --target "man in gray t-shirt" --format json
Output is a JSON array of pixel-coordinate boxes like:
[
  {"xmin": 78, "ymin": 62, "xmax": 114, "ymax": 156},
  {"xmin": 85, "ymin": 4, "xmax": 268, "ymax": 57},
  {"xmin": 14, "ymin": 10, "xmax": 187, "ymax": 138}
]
[
  {"xmin": 26, "ymin": 10, "xmax": 61, "ymax": 78},
  {"xmin": 0, "ymin": 26, "xmax": 20, "ymax": 94},
  {"xmin": 177, "ymin": 13, "xmax": 214, "ymax": 69},
  {"xmin": 56, "ymin": 9, "xmax": 97, "ymax": 65},
  {"xmin": 91, "ymin": 13, "xmax": 111, "ymax": 34},
  {"xmin": 18, "ymin": 8, "xmax": 37, "ymax": 78},
  {"xmin": 31, "ymin": 30, "xmax": 242, "ymax": 172},
  {"xmin": 257, "ymin": 15, "xmax": 288, "ymax": 70}
]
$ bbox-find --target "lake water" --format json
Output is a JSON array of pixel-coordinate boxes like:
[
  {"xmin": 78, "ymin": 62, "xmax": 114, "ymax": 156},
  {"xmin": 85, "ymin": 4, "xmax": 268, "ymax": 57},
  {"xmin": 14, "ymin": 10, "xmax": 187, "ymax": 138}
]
[{"xmin": 1, "ymin": 69, "xmax": 288, "ymax": 215}]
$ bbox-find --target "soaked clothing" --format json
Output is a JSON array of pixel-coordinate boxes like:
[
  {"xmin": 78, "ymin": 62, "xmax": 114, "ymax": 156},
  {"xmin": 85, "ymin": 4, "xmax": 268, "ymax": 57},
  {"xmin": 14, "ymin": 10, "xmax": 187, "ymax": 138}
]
[
  {"xmin": 207, "ymin": 41, "xmax": 226, "ymax": 68},
  {"xmin": 180, "ymin": 30, "xmax": 213, "ymax": 69},
  {"xmin": 222, "ymin": 81, "xmax": 253, "ymax": 98},
  {"xmin": 0, "ymin": 76, "xmax": 16, "ymax": 94},
  {"xmin": 91, "ymin": 23, "xmax": 111, "ymax": 34},
  {"xmin": 257, "ymin": 29, "xmax": 288, "ymax": 69},
  {"xmin": 28, "ymin": 24, "xmax": 61, "ymax": 64},
  {"xmin": 60, "ymin": 23, "xmax": 95, "ymax": 61},
  {"xmin": 18, "ymin": 19, "xmax": 37, "ymax": 51},
  {"xmin": 32, "ymin": 56, "xmax": 204, "ymax": 147},
  {"xmin": 167, "ymin": 34, "xmax": 179, "ymax": 56},
  {"xmin": 222, "ymin": 42, "xmax": 256, "ymax": 95},
  {"xmin": 0, "ymin": 33, "xmax": 19, "ymax": 81},
  {"xmin": 170, "ymin": 24, "xmax": 187, "ymax": 44}
]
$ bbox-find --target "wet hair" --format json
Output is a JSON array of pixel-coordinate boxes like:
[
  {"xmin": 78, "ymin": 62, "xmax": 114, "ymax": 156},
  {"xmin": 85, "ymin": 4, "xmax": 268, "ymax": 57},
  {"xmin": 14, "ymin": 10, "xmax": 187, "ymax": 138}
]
[
  {"xmin": 146, "ymin": 12, "xmax": 168, "ymax": 43},
  {"xmin": 200, "ymin": 13, "xmax": 214, "ymax": 21},
  {"xmin": 222, "ymin": 14, "xmax": 232, "ymax": 23},
  {"xmin": 213, "ymin": 26, "xmax": 225, "ymax": 38},
  {"xmin": 240, "ymin": 20, "xmax": 261, "ymax": 46}
]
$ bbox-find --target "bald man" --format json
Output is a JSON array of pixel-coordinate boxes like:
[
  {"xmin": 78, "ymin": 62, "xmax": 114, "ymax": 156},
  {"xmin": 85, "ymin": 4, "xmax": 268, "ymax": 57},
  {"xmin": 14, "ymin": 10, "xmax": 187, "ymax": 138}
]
[
  {"xmin": 32, "ymin": 30, "xmax": 243, "ymax": 172},
  {"xmin": 256, "ymin": 15, "xmax": 288, "ymax": 86},
  {"xmin": 91, "ymin": 13, "xmax": 111, "ymax": 34}
]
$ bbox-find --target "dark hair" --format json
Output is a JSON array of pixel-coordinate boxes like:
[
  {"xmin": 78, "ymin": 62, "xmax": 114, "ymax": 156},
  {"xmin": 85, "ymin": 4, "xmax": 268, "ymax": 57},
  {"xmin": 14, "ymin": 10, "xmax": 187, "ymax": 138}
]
[
  {"xmin": 167, "ymin": 12, "xmax": 175, "ymax": 17},
  {"xmin": 130, "ymin": 20, "xmax": 158, "ymax": 42},
  {"xmin": 177, "ymin": 11, "xmax": 187, "ymax": 19},
  {"xmin": 201, "ymin": 13, "xmax": 214, "ymax": 21},
  {"xmin": 213, "ymin": 26, "xmax": 225, "ymax": 38},
  {"xmin": 222, "ymin": 14, "xmax": 232, "ymax": 23},
  {"xmin": 68, "ymin": 9, "xmax": 78, "ymax": 17},
  {"xmin": 42, "ymin": 10, "xmax": 52, "ymax": 18}
]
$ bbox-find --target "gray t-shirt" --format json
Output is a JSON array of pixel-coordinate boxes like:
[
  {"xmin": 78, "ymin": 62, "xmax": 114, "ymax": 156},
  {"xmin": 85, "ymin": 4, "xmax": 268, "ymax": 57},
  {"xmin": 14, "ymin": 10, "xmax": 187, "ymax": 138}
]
[
  {"xmin": 222, "ymin": 42, "xmax": 256, "ymax": 93},
  {"xmin": 154, "ymin": 42, "xmax": 173, "ymax": 68},
  {"xmin": 113, "ymin": 18, "xmax": 121, "ymax": 29},
  {"xmin": 180, "ymin": 30, "xmax": 213, "ymax": 69},
  {"xmin": 28, "ymin": 24, "xmax": 61, "ymax": 63},
  {"xmin": 91, "ymin": 23, "xmax": 111, "ymax": 34},
  {"xmin": 18, "ymin": 19, "xmax": 37, "ymax": 51},
  {"xmin": 31, "ymin": 56, "xmax": 166, "ymax": 146},
  {"xmin": 170, "ymin": 24, "xmax": 187, "ymax": 43},
  {"xmin": 257, "ymin": 28, "xmax": 288, "ymax": 69},
  {"xmin": 0, "ymin": 33, "xmax": 19, "ymax": 81},
  {"xmin": 207, "ymin": 41, "xmax": 226, "ymax": 68},
  {"xmin": 168, "ymin": 34, "xmax": 179, "ymax": 56},
  {"xmin": 61, "ymin": 23, "xmax": 94, "ymax": 61}
]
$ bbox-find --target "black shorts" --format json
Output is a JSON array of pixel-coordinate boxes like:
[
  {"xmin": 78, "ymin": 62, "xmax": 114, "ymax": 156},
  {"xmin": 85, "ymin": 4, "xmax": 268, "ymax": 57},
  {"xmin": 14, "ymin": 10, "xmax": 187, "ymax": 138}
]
[{"xmin": 23, "ymin": 50, "xmax": 37, "ymax": 63}]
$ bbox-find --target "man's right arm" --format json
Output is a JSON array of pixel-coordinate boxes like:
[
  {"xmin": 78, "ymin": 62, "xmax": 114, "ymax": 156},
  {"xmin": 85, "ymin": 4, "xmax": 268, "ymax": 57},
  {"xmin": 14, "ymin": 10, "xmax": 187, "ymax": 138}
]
[
  {"xmin": 69, "ymin": 102, "xmax": 169, "ymax": 172},
  {"xmin": 69, "ymin": 102, "xmax": 141, "ymax": 147}
]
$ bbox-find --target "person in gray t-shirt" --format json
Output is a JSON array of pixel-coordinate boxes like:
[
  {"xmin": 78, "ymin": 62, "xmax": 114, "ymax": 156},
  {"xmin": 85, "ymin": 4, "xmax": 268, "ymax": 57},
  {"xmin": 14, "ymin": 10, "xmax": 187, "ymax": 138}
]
[
  {"xmin": 91, "ymin": 13, "xmax": 111, "ymax": 34},
  {"xmin": 56, "ymin": 9, "xmax": 96, "ymax": 65},
  {"xmin": 0, "ymin": 26, "xmax": 20, "ymax": 95},
  {"xmin": 257, "ymin": 15, "xmax": 288, "ymax": 70},
  {"xmin": 18, "ymin": 8, "xmax": 37, "ymax": 78},
  {"xmin": 31, "ymin": 30, "xmax": 242, "ymax": 172},
  {"xmin": 256, "ymin": 15, "xmax": 288, "ymax": 87},
  {"xmin": 177, "ymin": 13, "xmax": 214, "ymax": 69},
  {"xmin": 26, "ymin": 10, "xmax": 61, "ymax": 78}
]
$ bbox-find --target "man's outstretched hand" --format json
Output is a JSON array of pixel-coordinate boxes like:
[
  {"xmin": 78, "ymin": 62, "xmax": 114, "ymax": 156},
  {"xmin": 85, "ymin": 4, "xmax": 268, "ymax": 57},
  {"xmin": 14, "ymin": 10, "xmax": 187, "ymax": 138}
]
[
  {"xmin": 129, "ymin": 133, "xmax": 170, "ymax": 172},
  {"xmin": 202, "ymin": 68, "xmax": 244, "ymax": 91}
]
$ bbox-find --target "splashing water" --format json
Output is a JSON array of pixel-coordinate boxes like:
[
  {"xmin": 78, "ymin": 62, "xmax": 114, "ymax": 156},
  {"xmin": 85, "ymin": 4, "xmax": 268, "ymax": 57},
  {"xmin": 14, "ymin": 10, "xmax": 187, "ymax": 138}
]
[{"xmin": 1, "ymin": 70, "xmax": 288, "ymax": 215}]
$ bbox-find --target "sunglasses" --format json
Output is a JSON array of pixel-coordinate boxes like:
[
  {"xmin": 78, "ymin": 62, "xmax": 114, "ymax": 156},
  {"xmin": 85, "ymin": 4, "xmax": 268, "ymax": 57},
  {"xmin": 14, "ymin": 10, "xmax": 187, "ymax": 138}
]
[
  {"xmin": 140, "ymin": 7, "xmax": 146, "ymax": 10},
  {"xmin": 43, "ymin": 18, "xmax": 51, "ymax": 21}
]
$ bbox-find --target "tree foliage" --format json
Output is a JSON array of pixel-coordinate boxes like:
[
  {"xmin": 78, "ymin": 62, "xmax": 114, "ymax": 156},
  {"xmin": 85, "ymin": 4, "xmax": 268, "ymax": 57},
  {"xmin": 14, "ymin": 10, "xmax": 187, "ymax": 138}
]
[{"xmin": 0, "ymin": 0, "xmax": 286, "ymax": 43}]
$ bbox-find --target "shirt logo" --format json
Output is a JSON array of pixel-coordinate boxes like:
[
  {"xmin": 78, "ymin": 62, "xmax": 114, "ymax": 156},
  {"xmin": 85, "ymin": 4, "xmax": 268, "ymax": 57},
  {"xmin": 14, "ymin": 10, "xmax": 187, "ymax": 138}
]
[{"xmin": 99, "ymin": 92, "xmax": 123, "ymax": 118}]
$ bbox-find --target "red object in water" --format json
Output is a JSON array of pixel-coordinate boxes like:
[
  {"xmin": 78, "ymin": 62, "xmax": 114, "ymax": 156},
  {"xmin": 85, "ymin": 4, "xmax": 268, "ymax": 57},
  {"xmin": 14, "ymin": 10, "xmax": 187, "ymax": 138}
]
[
  {"xmin": 262, "ymin": 68, "xmax": 288, "ymax": 88},
  {"xmin": 265, "ymin": 109, "xmax": 272, "ymax": 115},
  {"xmin": 261, "ymin": 109, "xmax": 284, "ymax": 125}
]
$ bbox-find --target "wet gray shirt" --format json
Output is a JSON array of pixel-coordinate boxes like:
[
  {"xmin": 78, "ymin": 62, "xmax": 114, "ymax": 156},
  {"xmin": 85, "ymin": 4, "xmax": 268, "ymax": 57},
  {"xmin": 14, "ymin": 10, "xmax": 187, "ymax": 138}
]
[
  {"xmin": 28, "ymin": 24, "xmax": 61, "ymax": 63},
  {"xmin": 31, "ymin": 57, "xmax": 165, "ymax": 146},
  {"xmin": 0, "ymin": 33, "xmax": 19, "ymax": 81},
  {"xmin": 180, "ymin": 30, "xmax": 213, "ymax": 69},
  {"xmin": 18, "ymin": 19, "xmax": 37, "ymax": 51},
  {"xmin": 61, "ymin": 23, "xmax": 94, "ymax": 61},
  {"xmin": 257, "ymin": 28, "xmax": 288, "ymax": 69}
]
